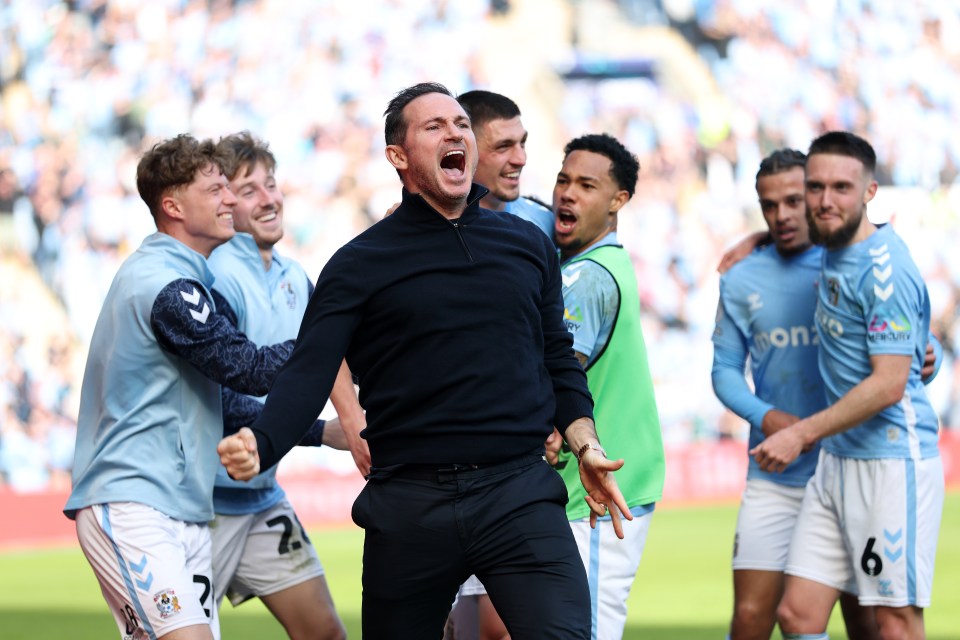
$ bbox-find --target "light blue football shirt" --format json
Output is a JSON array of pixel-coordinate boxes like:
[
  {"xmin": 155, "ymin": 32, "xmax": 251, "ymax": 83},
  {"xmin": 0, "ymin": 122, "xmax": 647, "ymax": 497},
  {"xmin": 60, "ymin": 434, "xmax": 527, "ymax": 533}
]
[
  {"xmin": 208, "ymin": 233, "xmax": 314, "ymax": 515},
  {"xmin": 505, "ymin": 196, "xmax": 554, "ymax": 238},
  {"xmin": 67, "ymin": 234, "xmax": 224, "ymax": 522},
  {"xmin": 713, "ymin": 244, "xmax": 824, "ymax": 486},
  {"xmin": 815, "ymin": 224, "xmax": 938, "ymax": 459},
  {"xmin": 561, "ymin": 232, "xmax": 620, "ymax": 367}
]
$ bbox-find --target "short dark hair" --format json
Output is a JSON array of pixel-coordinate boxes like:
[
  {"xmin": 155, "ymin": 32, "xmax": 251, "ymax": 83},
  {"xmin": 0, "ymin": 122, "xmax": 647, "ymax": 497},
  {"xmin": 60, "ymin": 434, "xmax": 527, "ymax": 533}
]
[
  {"xmin": 563, "ymin": 133, "xmax": 639, "ymax": 198},
  {"xmin": 136, "ymin": 134, "xmax": 221, "ymax": 220},
  {"xmin": 216, "ymin": 131, "xmax": 277, "ymax": 182},
  {"xmin": 383, "ymin": 82, "xmax": 453, "ymax": 147},
  {"xmin": 756, "ymin": 148, "xmax": 806, "ymax": 185},
  {"xmin": 457, "ymin": 90, "xmax": 521, "ymax": 131},
  {"xmin": 807, "ymin": 131, "xmax": 876, "ymax": 174}
]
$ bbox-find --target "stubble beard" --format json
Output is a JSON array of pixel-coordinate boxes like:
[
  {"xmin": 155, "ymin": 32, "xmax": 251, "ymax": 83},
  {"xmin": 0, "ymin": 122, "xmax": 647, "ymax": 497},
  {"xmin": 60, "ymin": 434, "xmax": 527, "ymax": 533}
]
[{"xmin": 807, "ymin": 206, "xmax": 863, "ymax": 250}]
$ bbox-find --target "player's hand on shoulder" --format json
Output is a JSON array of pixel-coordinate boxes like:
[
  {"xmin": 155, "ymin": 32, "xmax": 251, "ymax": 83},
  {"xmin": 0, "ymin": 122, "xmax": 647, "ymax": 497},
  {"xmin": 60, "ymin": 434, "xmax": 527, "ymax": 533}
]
[
  {"xmin": 218, "ymin": 427, "xmax": 260, "ymax": 481},
  {"xmin": 717, "ymin": 231, "xmax": 769, "ymax": 273},
  {"xmin": 921, "ymin": 340, "xmax": 937, "ymax": 381}
]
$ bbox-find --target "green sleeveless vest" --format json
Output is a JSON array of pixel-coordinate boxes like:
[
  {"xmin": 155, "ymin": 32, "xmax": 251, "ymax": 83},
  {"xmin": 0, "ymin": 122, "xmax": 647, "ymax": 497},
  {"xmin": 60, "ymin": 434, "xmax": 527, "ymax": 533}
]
[{"xmin": 557, "ymin": 244, "xmax": 665, "ymax": 520}]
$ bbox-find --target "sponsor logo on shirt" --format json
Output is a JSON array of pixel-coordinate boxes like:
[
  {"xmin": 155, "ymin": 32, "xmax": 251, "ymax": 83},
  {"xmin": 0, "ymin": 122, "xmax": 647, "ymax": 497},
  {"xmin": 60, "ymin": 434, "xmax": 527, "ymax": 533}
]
[
  {"xmin": 564, "ymin": 305, "xmax": 583, "ymax": 333},
  {"xmin": 867, "ymin": 313, "xmax": 913, "ymax": 342},
  {"xmin": 868, "ymin": 313, "xmax": 911, "ymax": 333},
  {"xmin": 754, "ymin": 324, "xmax": 819, "ymax": 351},
  {"xmin": 815, "ymin": 306, "xmax": 844, "ymax": 339}
]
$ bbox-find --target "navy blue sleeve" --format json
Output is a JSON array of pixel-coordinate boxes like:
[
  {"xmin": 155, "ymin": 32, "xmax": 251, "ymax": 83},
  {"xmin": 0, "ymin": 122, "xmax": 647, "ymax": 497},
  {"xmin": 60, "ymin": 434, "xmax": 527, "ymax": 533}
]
[
  {"xmin": 221, "ymin": 387, "xmax": 264, "ymax": 436},
  {"xmin": 212, "ymin": 288, "xmax": 240, "ymax": 328},
  {"xmin": 151, "ymin": 278, "xmax": 293, "ymax": 396},
  {"xmin": 540, "ymin": 240, "xmax": 594, "ymax": 434},
  {"xmin": 297, "ymin": 419, "xmax": 327, "ymax": 447}
]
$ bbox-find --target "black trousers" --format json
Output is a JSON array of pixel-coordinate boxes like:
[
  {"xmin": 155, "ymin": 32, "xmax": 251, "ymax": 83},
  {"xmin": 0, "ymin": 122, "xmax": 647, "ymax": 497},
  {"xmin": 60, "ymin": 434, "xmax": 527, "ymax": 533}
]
[{"xmin": 351, "ymin": 454, "xmax": 591, "ymax": 639}]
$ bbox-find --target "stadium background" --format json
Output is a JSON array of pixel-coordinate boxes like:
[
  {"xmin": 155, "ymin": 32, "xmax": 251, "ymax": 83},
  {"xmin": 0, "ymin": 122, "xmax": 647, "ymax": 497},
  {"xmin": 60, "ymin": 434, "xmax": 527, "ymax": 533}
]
[{"xmin": 0, "ymin": 0, "xmax": 958, "ymax": 631}]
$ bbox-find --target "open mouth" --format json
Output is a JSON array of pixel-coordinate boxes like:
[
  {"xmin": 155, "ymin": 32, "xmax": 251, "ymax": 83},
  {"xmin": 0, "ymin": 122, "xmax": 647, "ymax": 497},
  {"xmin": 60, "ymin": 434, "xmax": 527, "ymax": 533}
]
[
  {"xmin": 257, "ymin": 211, "xmax": 278, "ymax": 223},
  {"xmin": 556, "ymin": 211, "xmax": 576, "ymax": 233},
  {"xmin": 440, "ymin": 150, "xmax": 466, "ymax": 176}
]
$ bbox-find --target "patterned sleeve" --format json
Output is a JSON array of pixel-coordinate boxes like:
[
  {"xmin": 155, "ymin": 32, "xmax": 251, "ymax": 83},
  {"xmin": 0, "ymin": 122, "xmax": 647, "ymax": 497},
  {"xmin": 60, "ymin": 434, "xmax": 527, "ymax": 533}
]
[
  {"xmin": 221, "ymin": 386, "xmax": 264, "ymax": 436},
  {"xmin": 541, "ymin": 247, "xmax": 594, "ymax": 433},
  {"xmin": 151, "ymin": 278, "xmax": 293, "ymax": 396}
]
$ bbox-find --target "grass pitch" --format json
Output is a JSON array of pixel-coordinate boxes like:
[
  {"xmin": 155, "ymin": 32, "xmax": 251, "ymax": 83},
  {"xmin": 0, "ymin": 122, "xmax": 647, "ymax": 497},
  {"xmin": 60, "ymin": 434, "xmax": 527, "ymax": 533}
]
[{"xmin": 1, "ymin": 494, "xmax": 956, "ymax": 639}]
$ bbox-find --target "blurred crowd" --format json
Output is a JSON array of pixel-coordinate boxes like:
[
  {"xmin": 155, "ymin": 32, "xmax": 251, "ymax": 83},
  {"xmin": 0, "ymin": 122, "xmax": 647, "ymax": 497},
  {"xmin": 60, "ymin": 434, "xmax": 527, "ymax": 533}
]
[{"xmin": 2, "ymin": 0, "xmax": 959, "ymax": 491}]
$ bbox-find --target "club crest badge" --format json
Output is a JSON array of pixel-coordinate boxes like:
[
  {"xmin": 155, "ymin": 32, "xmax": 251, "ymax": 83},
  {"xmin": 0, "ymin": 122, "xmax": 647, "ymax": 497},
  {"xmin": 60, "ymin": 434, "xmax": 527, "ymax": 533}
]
[
  {"xmin": 281, "ymin": 280, "xmax": 297, "ymax": 309},
  {"xmin": 154, "ymin": 589, "xmax": 182, "ymax": 619},
  {"xmin": 827, "ymin": 277, "xmax": 840, "ymax": 306}
]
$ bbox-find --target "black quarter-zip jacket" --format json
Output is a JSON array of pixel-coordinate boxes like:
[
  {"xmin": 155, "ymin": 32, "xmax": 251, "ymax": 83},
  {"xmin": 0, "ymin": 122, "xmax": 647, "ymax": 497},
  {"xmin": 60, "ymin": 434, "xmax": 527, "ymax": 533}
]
[{"xmin": 250, "ymin": 184, "xmax": 594, "ymax": 469}]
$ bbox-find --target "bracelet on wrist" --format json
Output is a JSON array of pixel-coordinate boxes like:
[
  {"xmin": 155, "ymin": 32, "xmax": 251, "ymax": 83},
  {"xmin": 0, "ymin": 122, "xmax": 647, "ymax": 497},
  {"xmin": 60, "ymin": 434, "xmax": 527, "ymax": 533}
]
[{"xmin": 576, "ymin": 442, "xmax": 606, "ymax": 463}]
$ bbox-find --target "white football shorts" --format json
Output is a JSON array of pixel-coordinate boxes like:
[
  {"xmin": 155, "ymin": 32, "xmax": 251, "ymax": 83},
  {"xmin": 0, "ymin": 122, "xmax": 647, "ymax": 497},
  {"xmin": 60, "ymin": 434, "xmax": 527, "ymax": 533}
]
[
  {"xmin": 75, "ymin": 502, "xmax": 218, "ymax": 640},
  {"xmin": 732, "ymin": 477, "xmax": 807, "ymax": 571},
  {"xmin": 569, "ymin": 506, "xmax": 653, "ymax": 640},
  {"xmin": 785, "ymin": 451, "xmax": 944, "ymax": 607}
]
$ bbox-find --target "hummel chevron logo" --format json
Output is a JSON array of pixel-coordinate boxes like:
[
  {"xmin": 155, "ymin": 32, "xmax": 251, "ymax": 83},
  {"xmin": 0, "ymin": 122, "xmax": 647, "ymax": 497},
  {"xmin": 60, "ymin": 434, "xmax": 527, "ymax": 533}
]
[
  {"xmin": 871, "ymin": 253, "xmax": 890, "ymax": 266},
  {"xmin": 873, "ymin": 265, "xmax": 892, "ymax": 282},
  {"xmin": 868, "ymin": 244, "xmax": 889, "ymax": 256},
  {"xmin": 180, "ymin": 286, "xmax": 210, "ymax": 323},
  {"xmin": 884, "ymin": 547, "xmax": 903, "ymax": 563},
  {"xmin": 884, "ymin": 528, "xmax": 903, "ymax": 544},
  {"xmin": 180, "ymin": 287, "xmax": 201, "ymax": 306},
  {"xmin": 135, "ymin": 572, "xmax": 154, "ymax": 591},
  {"xmin": 562, "ymin": 270, "xmax": 582, "ymax": 287},
  {"xmin": 129, "ymin": 555, "xmax": 154, "ymax": 591},
  {"xmin": 129, "ymin": 554, "xmax": 148, "ymax": 573},
  {"xmin": 874, "ymin": 283, "xmax": 893, "ymax": 301},
  {"xmin": 748, "ymin": 292, "xmax": 763, "ymax": 311}
]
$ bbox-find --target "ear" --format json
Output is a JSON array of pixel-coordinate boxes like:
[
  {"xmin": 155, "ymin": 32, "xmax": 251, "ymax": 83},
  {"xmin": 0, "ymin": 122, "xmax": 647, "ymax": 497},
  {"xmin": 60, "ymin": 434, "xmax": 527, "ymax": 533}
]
[
  {"xmin": 385, "ymin": 144, "xmax": 408, "ymax": 172},
  {"xmin": 609, "ymin": 189, "xmax": 630, "ymax": 215},
  {"xmin": 160, "ymin": 194, "xmax": 184, "ymax": 221},
  {"xmin": 863, "ymin": 179, "xmax": 878, "ymax": 204}
]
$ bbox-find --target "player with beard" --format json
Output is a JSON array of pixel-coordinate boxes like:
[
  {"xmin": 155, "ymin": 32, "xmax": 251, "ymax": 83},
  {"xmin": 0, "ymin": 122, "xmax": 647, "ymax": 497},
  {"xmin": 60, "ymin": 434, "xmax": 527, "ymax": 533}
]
[
  {"xmin": 218, "ymin": 82, "xmax": 632, "ymax": 639},
  {"xmin": 751, "ymin": 132, "xmax": 944, "ymax": 640},
  {"xmin": 712, "ymin": 149, "xmax": 880, "ymax": 640}
]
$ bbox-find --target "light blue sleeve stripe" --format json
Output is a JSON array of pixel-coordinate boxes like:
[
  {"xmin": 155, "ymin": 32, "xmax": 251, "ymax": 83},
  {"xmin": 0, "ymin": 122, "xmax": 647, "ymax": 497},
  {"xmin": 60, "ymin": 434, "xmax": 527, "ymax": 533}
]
[{"xmin": 101, "ymin": 505, "xmax": 158, "ymax": 640}]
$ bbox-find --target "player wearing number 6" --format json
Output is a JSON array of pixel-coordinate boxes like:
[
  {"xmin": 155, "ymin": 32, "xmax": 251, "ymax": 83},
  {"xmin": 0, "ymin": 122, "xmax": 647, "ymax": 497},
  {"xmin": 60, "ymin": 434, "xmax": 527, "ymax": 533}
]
[{"xmin": 750, "ymin": 132, "xmax": 944, "ymax": 639}]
